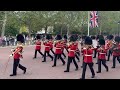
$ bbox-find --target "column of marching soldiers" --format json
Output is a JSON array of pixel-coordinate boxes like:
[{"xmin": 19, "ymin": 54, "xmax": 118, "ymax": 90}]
[{"xmin": 9, "ymin": 33, "xmax": 120, "ymax": 79}]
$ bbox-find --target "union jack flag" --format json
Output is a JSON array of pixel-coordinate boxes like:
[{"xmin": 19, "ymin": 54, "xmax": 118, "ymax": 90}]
[{"xmin": 90, "ymin": 11, "xmax": 98, "ymax": 28}]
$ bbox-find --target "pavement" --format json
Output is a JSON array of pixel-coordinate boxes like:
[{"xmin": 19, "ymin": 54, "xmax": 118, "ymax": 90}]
[{"xmin": 0, "ymin": 44, "xmax": 120, "ymax": 79}]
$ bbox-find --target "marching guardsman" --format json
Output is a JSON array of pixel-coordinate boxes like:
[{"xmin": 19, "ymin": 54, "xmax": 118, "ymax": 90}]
[
  {"xmin": 107, "ymin": 35, "xmax": 114, "ymax": 61},
  {"xmin": 49, "ymin": 35, "xmax": 55, "ymax": 55},
  {"xmin": 42, "ymin": 34, "xmax": 53, "ymax": 62},
  {"xmin": 64, "ymin": 35, "xmax": 79, "ymax": 72},
  {"xmin": 80, "ymin": 36, "xmax": 95, "ymax": 79},
  {"xmin": 110, "ymin": 36, "xmax": 120, "ymax": 68},
  {"xmin": 52, "ymin": 34, "xmax": 66, "ymax": 67},
  {"xmin": 33, "ymin": 34, "xmax": 44, "ymax": 59},
  {"xmin": 91, "ymin": 35, "xmax": 98, "ymax": 58},
  {"xmin": 95, "ymin": 35, "xmax": 104, "ymax": 64},
  {"xmin": 96, "ymin": 38, "xmax": 108, "ymax": 73},
  {"xmin": 10, "ymin": 34, "xmax": 26, "ymax": 76}
]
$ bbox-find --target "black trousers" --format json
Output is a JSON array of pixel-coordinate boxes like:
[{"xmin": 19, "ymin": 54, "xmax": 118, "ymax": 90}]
[
  {"xmin": 93, "ymin": 49, "xmax": 97, "ymax": 58},
  {"xmin": 50, "ymin": 48, "xmax": 55, "ymax": 55},
  {"xmin": 75, "ymin": 54, "xmax": 80, "ymax": 61},
  {"xmin": 107, "ymin": 50, "xmax": 112, "ymax": 61},
  {"xmin": 66, "ymin": 57, "xmax": 78, "ymax": 71},
  {"xmin": 34, "ymin": 50, "xmax": 44, "ymax": 58},
  {"xmin": 81, "ymin": 56, "xmax": 84, "ymax": 67},
  {"xmin": 65, "ymin": 47, "xmax": 69, "ymax": 53},
  {"xmin": 98, "ymin": 59, "xmax": 108, "ymax": 72},
  {"xmin": 13, "ymin": 59, "xmax": 26, "ymax": 75},
  {"xmin": 43, "ymin": 51, "xmax": 53, "ymax": 61},
  {"xmin": 81, "ymin": 62, "xmax": 95, "ymax": 79},
  {"xmin": 53, "ymin": 54, "xmax": 65, "ymax": 66},
  {"xmin": 112, "ymin": 56, "xmax": 120, "ymax": 67},
  {"xmin": 76, "ymin": 51, "xmax": 80, "ymax": 56},
  {"xmin": 62, "ymin": 49, "xmax": 66, "ymax": 58}
]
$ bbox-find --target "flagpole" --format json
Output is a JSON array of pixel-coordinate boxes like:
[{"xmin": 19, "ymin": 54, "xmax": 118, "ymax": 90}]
[{"xmin": 88, "ymin": 11, "xmax": 90, "ymax": 36}]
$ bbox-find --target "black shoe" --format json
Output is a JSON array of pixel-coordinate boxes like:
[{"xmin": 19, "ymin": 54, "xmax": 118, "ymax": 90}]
[
  {"xmin": 111, "ymin": 66, "xmax": 115, "ymax": 68},
  {"xmin": 42, "ymin": 61, "xmax": 46, "ymax": 62},
  {"xmin": 23, "ymin": 68, "xmax": 27, "ymax": 74},
  {"xmin": 75, "ymin": 68, "xmax": 78, "ymax": 71},
  {"xmin": 93, "ymin": 57, "xmax": 96, "ymax": 58},
  {"xmin": 80, "ymin": 78, "xmax": 84, "ymax": 79},
  {"xmin": 51, "ymin": 57, "xmax": 53, "ymax": 61},
  {"xmin": 106, "ymin": 68, "xmax": 109, "ymax": 72},
  {"xmin": 52, "ymin": 65, "xmax": 56, "ymax": 67},
  {"xmin": 91, "ymin": 75, "xmax": 95, "ymax": 78},
  {"xmin": 64, "ymin": 57, "xmax": 66, "ymax": 59},
  {"xmin": 10, "ymin": 74, "xmax": 16, "ymax": 76},
  {"xmin": 96, "ymin": 71, "xmax": 101, "ymax": 73},
  {"xmin": 64, "ymin": 70, "xmax": 69, "ymax": 72},
  {"xmin": 96, "ymin": 63, "xmax": 98, "ymax": 64},
  {"xmin": 78, "ymin": 60, "xmax": 80, "ymax": 62},
  {"xmin": 107, "ymin": 60, "xmax": 109, "ymax": 61},
  {"xmin": 63, "ymin": 62, "xmax": 66, "ymax": 65},
  {"xmin": 33, "ymin": 57, "xmax": 36, "ymax": 59}
]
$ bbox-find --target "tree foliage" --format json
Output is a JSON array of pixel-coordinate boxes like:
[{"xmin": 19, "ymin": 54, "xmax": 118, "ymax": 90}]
[{"xmin": 0, "ymin": 11, "xmax": 120, "ymax": 36}]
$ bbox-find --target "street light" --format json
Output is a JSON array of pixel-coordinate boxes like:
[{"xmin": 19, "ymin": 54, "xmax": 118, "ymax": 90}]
[{"xmin": 118, "ymin": 21, "xmax": 120, "ymax": 36}]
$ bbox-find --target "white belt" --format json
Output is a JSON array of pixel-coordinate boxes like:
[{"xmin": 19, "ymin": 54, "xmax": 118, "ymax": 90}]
[
  {"xmin": 69, "ymin": 50, "xmax": 75, "ymax": 52},
  {"xmin": 56, "ymin": 48, "xmax": 61, "ymax": 49},
  {"xmin": 85, "ymin": 55, "xmax": 92, "ymax": 56},
  {"xmin": 45, "ymin": 46, "xmax": 50, "ymax": 47},
  {"xmin": 36, "ymin": 45, "xmax": 41, "ymax": 46},
  {"xmin": 99, "ymin": 53, "xmax": 106, "ymax": 54}
]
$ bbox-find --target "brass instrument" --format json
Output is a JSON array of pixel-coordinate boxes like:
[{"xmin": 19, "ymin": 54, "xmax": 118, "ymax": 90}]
[{"xmin": 110, "ymin": 43, "xmax": 120, "ymax": 53}]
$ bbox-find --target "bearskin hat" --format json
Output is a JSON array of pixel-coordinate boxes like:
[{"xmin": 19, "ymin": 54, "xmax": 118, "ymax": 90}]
[
  {"xmin": 56, "ymin": 34, "xmax": 62, "ymax": 40},
  {"xmin": 91, "ymin": 35, "xmax": 96, "ymax": 39},
  {"xmin": 16, "ymin": 34, "xmax": 24, "ymax": 43},
  {"xmin": 85, "ymin": 36, "xmax": 92, "ymax": 45},
  {"xmin": 46, "ymin": 34, "xmax": 51, "ymax": 40},
  {"xmin": 69, "ymin": 35, "xmax": 77, "ymax": 42},
  {"xmin": 99, "ymin": 39, "xmax": 105, "ymax": 45},
  {"xmin": 36, "ymin": 34, "xmax": 41, "ymax": 40},
  {"xmin": 96, "ymin": 35, "xmax": 104, "ymax": 40},
  {"xmin": 64, "ymin": 34, "xmax": 67, "ymax": 39},
  {"xmin": 108, "ymin": 35, "xmax": 114, "ymax": 40},
  {"xmin": 115, "ymin": 36, "xmax": 120, "ymax": 43},
  {"xmin": 82, "ymin": 35, "xmax": 87, "ymax": 40}
]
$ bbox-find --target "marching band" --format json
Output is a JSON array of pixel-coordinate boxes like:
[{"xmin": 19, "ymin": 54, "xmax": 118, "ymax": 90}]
[{"xmin": 4, "ymin": 33, "xmax": 120, "ymax": 79}]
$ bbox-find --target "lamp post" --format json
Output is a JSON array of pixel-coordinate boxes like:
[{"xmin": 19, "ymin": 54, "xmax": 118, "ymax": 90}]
[{"xmin": 118, "ymin": 21, "xmax": 120, "ymax": 36}]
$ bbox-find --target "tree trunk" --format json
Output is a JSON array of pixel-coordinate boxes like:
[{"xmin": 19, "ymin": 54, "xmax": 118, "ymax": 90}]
[
  {"xmin": 1, "ymin": 11, "xmax": 7, "ymax": 38},
  {"xmin": 45, "ymin": 25, "xmax": 47, "ymax": 36}
]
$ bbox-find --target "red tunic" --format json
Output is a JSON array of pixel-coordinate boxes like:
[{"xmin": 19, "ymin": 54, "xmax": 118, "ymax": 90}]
[
  {"xmin": 13, "ymin": 47, "xmax": 23, "ymax": 59},
  {"xmin": 55, "ymin": 42, "xmax": 63, "ymax": 54},
  {"xmin": 35, "ymin": 41, "xmax": 41, "ymax": 50},
  {"xmin": 49, "ymin": 40, "xmax": 53, "ymax": 49},
  {"xmin": 44, "ymin": 41, "xmax": 50, "ymax": 51},
  {"xmin": 97, "ymin": 46, "xmax": 107, "ymax": 60},
  {"xmin": 82, "ymin": 48, "xmax": 93, "ymax": 63},
  {"xmin": 112, "ymin": 44, "xmax": 120, "ymax": 56},
  {"xmin": 68, "ymin": 43, "xmax": 76, "ymax": 57}
]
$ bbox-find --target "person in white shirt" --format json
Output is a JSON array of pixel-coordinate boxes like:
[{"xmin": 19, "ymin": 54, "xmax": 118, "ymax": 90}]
[{"xmin": 91, "ymin": 35, "xmax": 98, "ymax": 58}]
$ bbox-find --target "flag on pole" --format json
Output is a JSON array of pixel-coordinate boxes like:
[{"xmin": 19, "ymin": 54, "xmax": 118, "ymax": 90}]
[{"xmin": 90, "ymin": 11, "xmax": 98, "ymax": 28}]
